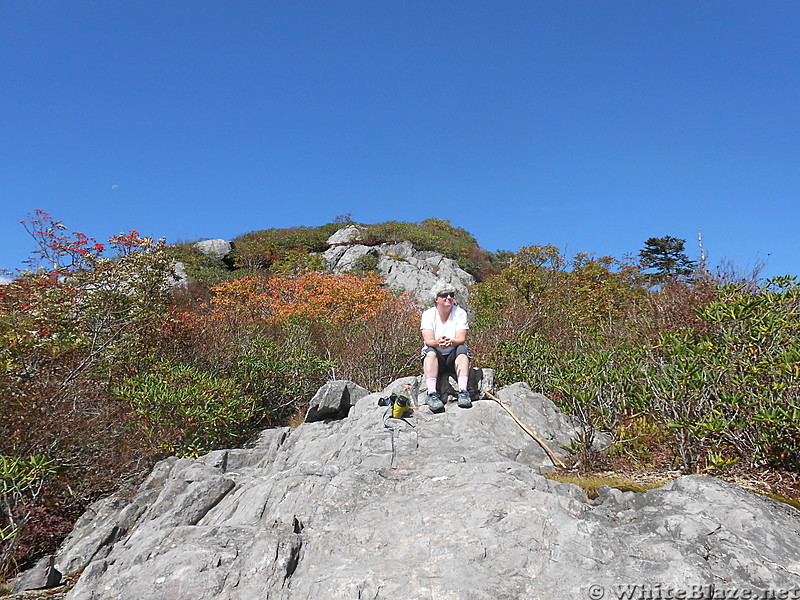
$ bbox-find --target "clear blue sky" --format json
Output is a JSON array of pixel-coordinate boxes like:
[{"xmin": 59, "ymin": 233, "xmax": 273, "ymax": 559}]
[{"xmin": 2, "ymin": 1, "xmax": 798, "ymax": 281}]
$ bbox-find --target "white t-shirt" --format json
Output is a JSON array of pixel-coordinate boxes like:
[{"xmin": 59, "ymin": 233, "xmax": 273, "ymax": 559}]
[{"xmin": 420, "ymin": 305, "xmax": 469, "ymax": 355}]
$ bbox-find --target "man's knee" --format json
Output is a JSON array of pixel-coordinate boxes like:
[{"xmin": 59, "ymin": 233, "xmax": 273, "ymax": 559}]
[{"xmin": 423, "ymin": 350, "xmax": 439, "ymax": 373}]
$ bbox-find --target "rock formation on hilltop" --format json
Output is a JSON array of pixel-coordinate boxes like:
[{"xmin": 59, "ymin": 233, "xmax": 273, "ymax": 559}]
[
  {"xmin": 178, "ymin": 226, "xmax": 476, "ymax": 307},
  {"xmin": 323, "ymin": 225, "xmax": 475, "ymax": 306},
  {"xmin": 15, "ymin": 376, "xmax": 800, "ymax": 598}
]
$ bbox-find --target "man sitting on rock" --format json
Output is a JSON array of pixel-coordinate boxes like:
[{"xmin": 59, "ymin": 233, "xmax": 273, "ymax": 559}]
[{"xmin": 420, "ymin": 288, "xmax": 472, "ymax": 412}]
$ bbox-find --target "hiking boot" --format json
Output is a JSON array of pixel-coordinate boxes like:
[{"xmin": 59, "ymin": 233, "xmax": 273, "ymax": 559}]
[
  {"xmin": 427, "ymin": 392, "xmax": 444, "ymax": 413},
  {"xmin": 457, "ymin": 390, "xmax": 473, "ymax": 408}
]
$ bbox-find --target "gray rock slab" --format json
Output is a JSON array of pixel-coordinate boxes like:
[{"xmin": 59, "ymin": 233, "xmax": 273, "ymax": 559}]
[
  {"xmin": 55, "ymin": 456, "xmax": 181, "ymax": 575},
  {"xmin": 12, "ymin": 554, "xmax": 61, "ymax": 592},
  {"xmin": 24, "ymin": 378, "xmax": 798, "ymax": 599},
  {"xmin": 326, "ymin": 225, "xmax": 364, "ymax": 245}
]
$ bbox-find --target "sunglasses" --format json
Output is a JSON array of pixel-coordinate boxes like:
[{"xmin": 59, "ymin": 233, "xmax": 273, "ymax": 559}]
[{"xmin": 437, "ymin": 292, "xmax": 455, "ymax": 298}]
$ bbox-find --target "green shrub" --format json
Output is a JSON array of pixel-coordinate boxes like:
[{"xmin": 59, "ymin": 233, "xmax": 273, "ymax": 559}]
[
  {"xmin": 360, "ymin": 219, "xmax": 494, "ymax": 278},
  {"xmin": 231, "ymin": 334, "xmax": 334, "ymax": 422},
  {"xmin": 491, "ymin": 334, "xmax": 647, "ymax": 466},
  {"xmin": 166, "ymin": 243, "xmax": 238, "ymax": 287},
  {"xmin": 0, "ymin": 455, "xmax": 58, "ymax": 578},
  {"xmin": 640, "ymin": 276, "xmax": 800, "ymax": 471},
  {"xmin": 270, "ymin": 250, "xmax": 326, "ymax": 276},
  {"xmin": 492, "ymin": 275, "xmax": 800, "ymax": 473},
  {"xmin": 114, "ymin": 363, "xmax": 257, "ymax": 457},
  {"xmin": 349, "ymin": 253, "xmax": 379, "ymax": 274},
  {"xmin": 231, "ymin": 224, "xmax": 343, "ymax": 271},
  {"xmin": 609, "ymin": 416, "xmax": 672, "ymax": 466}
]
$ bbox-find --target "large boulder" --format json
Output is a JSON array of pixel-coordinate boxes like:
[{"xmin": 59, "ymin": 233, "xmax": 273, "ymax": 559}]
[
  {"xmin": 192, "ymin": 239, "xmax": 233, "ymax": 260},
  {"xmin": 18, "ymin": 379, "xmax": 800, "ymax": 599},
  {"xmin": 305, "ymin": 380, "xmax": 369, "ymax": 422}
]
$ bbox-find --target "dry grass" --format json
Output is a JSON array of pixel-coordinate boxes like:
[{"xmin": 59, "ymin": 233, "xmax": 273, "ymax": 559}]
[
  {"xmin": 545, "ymin": 470, "xmax": 675, "ymax": 498},
  {"xmin": 546, "ymin": 467, "xmax": 800, "ymax": 511}
]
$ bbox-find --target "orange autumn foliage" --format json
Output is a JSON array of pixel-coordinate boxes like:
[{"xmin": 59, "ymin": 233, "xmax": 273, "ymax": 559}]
[{"xmin": 205, "ymin": 271, "xmax": 414, "ymax": 325}]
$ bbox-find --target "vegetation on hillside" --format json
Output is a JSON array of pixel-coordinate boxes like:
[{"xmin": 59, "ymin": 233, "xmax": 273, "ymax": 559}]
[
  {"xmin": 471, "ymin": 256, "xmax": 800, "ymax": 474},
  {"xmin": 169, "ymin": 217, "xmax": 496, "ymax": 283},
  {"xmin": 1, "ymin": 213, "xmax": 798, "ymax": 582},
  {"xmin": 358, "ymin": 218, "xmax": 495, "ymax": 279}
]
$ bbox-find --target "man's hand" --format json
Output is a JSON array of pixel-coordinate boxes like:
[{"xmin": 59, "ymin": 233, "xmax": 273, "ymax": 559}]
[{"xmin": 437, "ymin": 336, "xmax": 452, "ymax": 349}]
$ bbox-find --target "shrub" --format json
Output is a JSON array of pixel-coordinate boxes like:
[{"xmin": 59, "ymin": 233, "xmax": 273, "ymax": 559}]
[
  {"xmin": 1, "ymin": 221, "xmax": 177, "ymax": 384},
  {"xmin": 470, "ymin": 246, "xmax": 647, "ymax": 349},
  {"xmin": 320, "ymin": 298, "xmax": 421, "ymax": 391},
  {"xmin": 349, "ymin": 253, "xmax": 379, "ymax": 275},
  {"xmin": 231, "ymin": 224, "xmax": 343, "ymax": 271},
  {"xmin": 270, "ymin": 250, "xmax": 326, "ymax": 276},
  {"xmin": 484, "ymin": 274, "xmax": 800, "ymax": 473},
  {"xmin": 0, "ymin": 455, "xmax": 58, "ymax": 579},
  {"xmin": 0, "ymin": 214, "xmax": 181, "ymax": 576},
  {"xmin": 231, "ymin": 335, "xmax": 334, "ymax": 423},
  {"xmin": 639, "ymin": 276, "xmax": 800, "ymax": 471},
  {"xmin": 205, "ymin": 271, "xmax": 397, "ymax": 326},
  {"xmin": 360, "ymin": 219, "xmax": 493, "ymax": 279},
  {"xmin": 114, "ymin": 363, "xmax": 257, "ymax": 457},
  {"xmin": 195, "ymin": 270, "xmax": 419, "ymax": 392},
  {"xmin": 489, "ymin": 333, "xmax": 647, "ymax": 468},
  {"xmin": 166, "ymin": 243, "xmax": 237, "ymax": 287}
]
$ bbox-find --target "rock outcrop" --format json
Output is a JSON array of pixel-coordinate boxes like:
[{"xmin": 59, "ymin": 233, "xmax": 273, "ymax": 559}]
[
  {"xmin": 170, "ymin": 239, "xmax": 235, "ymax": 289},
  {"xmin": 324, "ymin": 234, "xmax": 475, "ymax": 307},
  {"xmin": 17, "ymin": 378, "xmax": 800, "ymax": 598}
]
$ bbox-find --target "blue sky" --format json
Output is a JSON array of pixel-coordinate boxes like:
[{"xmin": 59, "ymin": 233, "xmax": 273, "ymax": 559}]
[{"xmin": 2, "ymin": 1, "xmax": 798, "ymax": 282}]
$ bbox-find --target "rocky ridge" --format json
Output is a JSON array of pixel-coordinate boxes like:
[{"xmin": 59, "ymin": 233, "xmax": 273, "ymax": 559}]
[
  {"xmin": 182, "ymin": 226, "xmax": 476, "ymax": 307},
  {"xmin": 13, "ymin": 377, "xmax": 800, "ymax": 599}
]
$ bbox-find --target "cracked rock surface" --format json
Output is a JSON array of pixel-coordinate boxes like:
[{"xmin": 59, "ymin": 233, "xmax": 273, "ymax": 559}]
[{"xmin": 27, "ymin": 380, "xmax": 800, "ymax": 599}]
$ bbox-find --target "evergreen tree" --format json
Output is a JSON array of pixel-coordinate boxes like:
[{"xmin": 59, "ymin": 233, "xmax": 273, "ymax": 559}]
[{"xmin": 639, "ymin": 236, "xmax": 696, "ymax": 283}]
